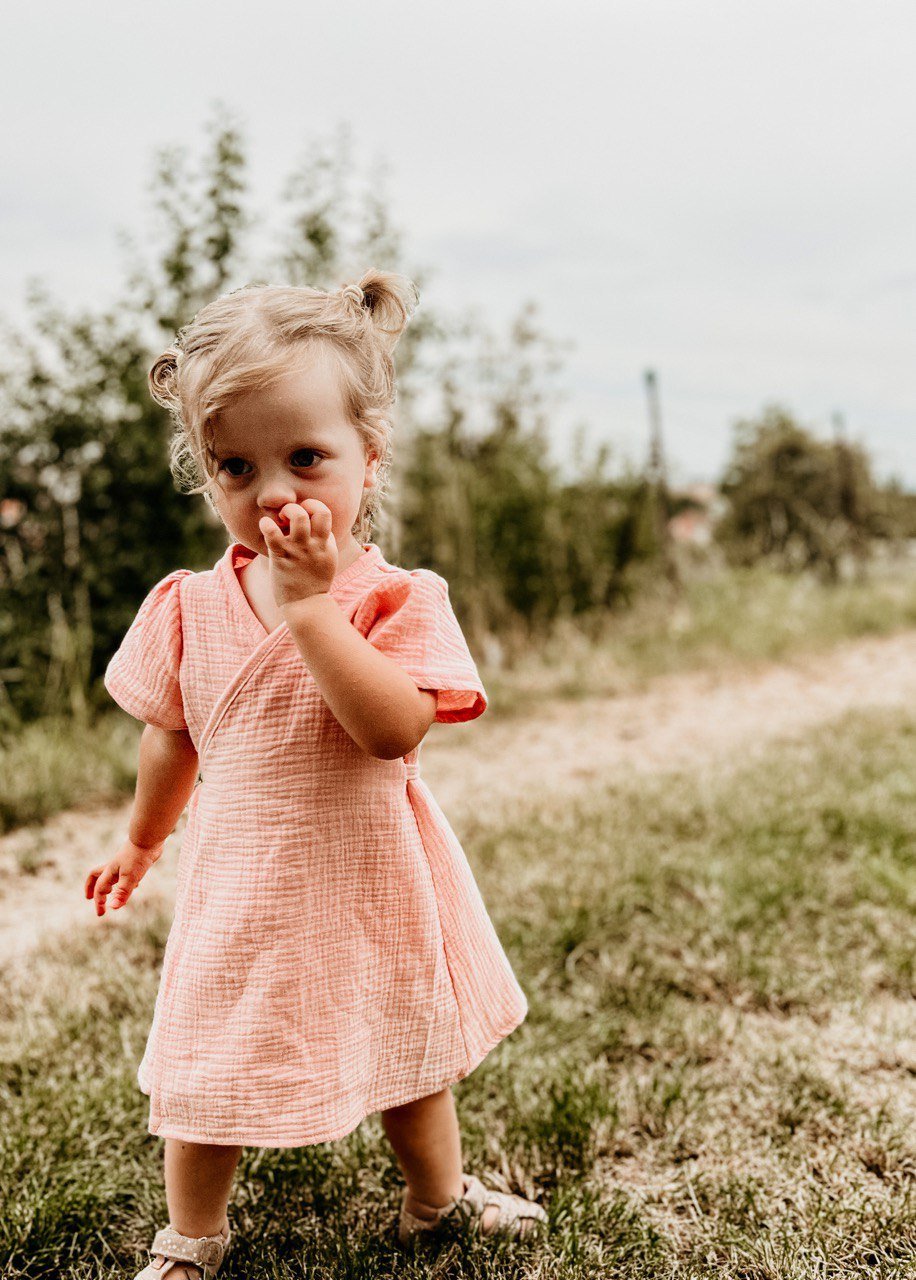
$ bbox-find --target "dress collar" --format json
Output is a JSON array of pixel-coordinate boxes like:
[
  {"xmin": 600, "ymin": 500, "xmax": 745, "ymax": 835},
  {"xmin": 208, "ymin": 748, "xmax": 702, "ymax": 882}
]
[{"xmin": 220, "ymin": 541, "xmax": 383, "ymax": 643}]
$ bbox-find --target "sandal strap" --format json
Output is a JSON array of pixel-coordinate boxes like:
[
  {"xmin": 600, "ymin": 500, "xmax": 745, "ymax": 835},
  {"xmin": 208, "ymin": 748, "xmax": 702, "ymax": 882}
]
[
  {"xmin": 455, "ymin": 1175, "xmax": 490, "ymax": 1216},
  {"xmin": 455, "ymin": 1175, "xmax": 548, "ymax": 1235},
  {"xmin": 487, "ymin": 1188, "xmax": 541, "ymax": 1232},
  {"xmin": 398, "ymin": 1174, "xmax": 547, "ymax": 1243},
  {"xmin": 150, "ymin": 1262, "xmax": 204, "ymax": 1280},
  {"xmin": 150, "ymin": 1225, "xmax": 229, "ymax": 1279}
]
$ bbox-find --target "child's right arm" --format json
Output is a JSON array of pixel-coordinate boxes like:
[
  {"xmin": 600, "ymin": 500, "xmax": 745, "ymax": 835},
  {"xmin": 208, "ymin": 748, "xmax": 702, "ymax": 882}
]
[{"xmin": 84, "ymin": 724, "xmax": 199, "ymax": 917}]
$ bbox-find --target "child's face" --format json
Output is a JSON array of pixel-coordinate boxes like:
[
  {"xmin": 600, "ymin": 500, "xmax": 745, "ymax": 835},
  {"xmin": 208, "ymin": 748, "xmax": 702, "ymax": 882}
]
[{"xmin": 209, "ymin": 343, "xmax": 380, "ymax": 557}]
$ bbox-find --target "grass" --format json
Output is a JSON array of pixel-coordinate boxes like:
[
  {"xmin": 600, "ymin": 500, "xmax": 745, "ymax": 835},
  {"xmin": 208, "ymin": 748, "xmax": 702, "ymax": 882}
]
[
  {"xmin": 485, "ymin": 559, "xmax": 916, "ymax": 713},
  {"xmin": 0, "ymin": 706, "xmax": 914, "ymax": 1276},
  {"xmin": 0, "ymin": 712, "xmax": 140, "ymax": 836}
]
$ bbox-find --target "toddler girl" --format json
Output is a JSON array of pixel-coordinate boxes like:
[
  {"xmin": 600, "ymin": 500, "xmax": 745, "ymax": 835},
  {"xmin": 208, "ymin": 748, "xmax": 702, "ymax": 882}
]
[{"xmin": 83, "ymin": 270, "xmax": 547, "ymax": 1277}]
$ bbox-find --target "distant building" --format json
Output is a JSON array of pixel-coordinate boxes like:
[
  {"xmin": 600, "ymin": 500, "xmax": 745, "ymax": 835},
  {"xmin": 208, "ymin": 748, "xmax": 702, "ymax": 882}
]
[{"xmin": 667, "ymin": 483, "xmax": 725, "ymax": 547}]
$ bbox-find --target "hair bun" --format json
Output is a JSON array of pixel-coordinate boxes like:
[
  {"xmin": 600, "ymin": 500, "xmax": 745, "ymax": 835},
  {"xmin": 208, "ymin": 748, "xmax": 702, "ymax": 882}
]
[
  {"xmin": 339, "ymin": 282, "xmax": 366, "ymax": 311},
  {"xmin": 148, "ymin": 346, "xmax": 182, "ymax": 410},
  {"xmin": 337, "ymin": 270, "xmax": 419, "ymax": 353}
]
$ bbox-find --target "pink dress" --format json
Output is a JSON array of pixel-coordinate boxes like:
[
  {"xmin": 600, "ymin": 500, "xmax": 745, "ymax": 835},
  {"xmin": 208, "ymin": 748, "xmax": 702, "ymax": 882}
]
[{"xmin": 103, "ymin": 540, "xmax": 528, "ymax": 1146}]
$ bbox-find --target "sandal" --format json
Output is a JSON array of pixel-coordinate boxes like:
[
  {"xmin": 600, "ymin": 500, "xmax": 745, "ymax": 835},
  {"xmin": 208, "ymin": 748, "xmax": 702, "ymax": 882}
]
[
  {"xmin": 132, "ymin": 1219, "xmax": 231, "ymax": 1280},
  {"xmin": 398, "ymin": 1173, "xmax": 547, "ymax": 1245}
]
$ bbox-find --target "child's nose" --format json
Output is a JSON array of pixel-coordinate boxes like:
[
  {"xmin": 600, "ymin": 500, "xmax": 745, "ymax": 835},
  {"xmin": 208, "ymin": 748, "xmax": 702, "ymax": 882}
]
[{"xmin": 257, "ymin": 474, "xmax": 301, "ymax": 512}]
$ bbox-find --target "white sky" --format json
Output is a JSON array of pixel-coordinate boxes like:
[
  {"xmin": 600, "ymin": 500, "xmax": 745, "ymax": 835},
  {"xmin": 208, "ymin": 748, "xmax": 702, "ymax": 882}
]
[{"xmin": 3, "ymin": 0, "xmax": 914, "ymax": 486}]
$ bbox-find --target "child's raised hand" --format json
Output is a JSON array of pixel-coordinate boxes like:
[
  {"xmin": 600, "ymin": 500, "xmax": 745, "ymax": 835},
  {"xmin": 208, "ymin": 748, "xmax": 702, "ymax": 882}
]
[
  {"xmin": 84, "ymin": 838, "xmax": 165, "ymax": 917},
  {"xmin": 259, "ymin": 500, "xmax": 339, "ymax": 609}
]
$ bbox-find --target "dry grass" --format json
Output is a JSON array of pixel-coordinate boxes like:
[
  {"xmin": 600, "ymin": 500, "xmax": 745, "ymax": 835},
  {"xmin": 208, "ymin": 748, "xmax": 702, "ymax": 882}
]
[
  {"xmin": 0, "ymin": 705, "xmax": 914, "ymax": 1276},
  {"xmin": 486, "ymin": 560, "xmax": 916, "ymax": 712}
]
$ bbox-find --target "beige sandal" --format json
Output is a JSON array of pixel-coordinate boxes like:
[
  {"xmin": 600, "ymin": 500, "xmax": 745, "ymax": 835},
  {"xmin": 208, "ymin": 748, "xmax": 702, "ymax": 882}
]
[
  {"xmin": 132, "ymin": 1219, "xmax": 231, "ymax": 1280},
  {"xmin": 398, "ymin": 1173, "xmax": 548, "ymax": 1245}
]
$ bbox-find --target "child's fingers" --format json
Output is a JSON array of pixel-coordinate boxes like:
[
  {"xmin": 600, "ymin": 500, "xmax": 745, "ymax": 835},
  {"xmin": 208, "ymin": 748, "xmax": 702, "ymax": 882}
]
[
  {"xmin": 284, "ymin": 504, "xmax": 310, "ymax": 544},
  {"xmin": 259, "ymin": 517, "xmax": 283, "ymax": 549},
  {"xmin": 299, "ymin": 498, "xmax": 332, "ymax": 521},
  {"xmin": 85, "ymin": 864, "xmax": 113, "ymax": 899},
  {"xmin": 92, "ymin": 865, "xmax": 119, "ymax": 916},
  {"xmin": 110, "ymin": 873, "xmax": 136, "ymax": 910},
  {"xmin": 84, "ymin": 865, "xmax": 104, "ymax": 898},
  {"xmin": 306, "ymin": 506, "xmax": 333, "ymax": 540}
]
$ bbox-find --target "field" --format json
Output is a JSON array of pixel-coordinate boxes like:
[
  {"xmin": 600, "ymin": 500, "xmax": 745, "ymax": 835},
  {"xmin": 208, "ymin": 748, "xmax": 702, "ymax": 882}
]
[{"xmin": 0, "ymin": 568, "xmax": 914, "ymax": 1278}]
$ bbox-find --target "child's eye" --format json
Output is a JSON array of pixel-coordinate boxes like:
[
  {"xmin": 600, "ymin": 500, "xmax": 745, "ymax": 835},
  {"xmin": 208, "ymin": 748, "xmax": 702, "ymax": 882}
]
[
  {"xmin": 219, "ymin": 458, "xmax": 251, "ymax": 477},
  {"xmin": 218, "ymin": 450, "xmax": 321, "ymax": 478}
]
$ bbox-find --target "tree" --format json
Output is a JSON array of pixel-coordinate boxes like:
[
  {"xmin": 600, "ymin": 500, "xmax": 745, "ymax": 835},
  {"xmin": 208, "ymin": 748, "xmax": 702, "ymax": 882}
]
[{"xmin": 715, "ymin": 404, "xmax": 886, "ymax": 581}]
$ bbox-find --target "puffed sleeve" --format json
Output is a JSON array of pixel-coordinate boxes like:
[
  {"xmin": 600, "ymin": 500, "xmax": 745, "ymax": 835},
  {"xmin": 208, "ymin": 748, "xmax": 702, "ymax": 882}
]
[
  {"xmin": 103, "ymin": 569, "xmax": 192, "ymax": 731},
  {"xmin": 353, "ymin": 569, "xmax": 488, "ymax": 723}
]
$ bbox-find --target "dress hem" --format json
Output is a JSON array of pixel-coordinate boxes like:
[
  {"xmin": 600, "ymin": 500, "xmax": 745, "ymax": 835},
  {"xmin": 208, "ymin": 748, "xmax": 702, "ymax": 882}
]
[{"xmin": 140, "ymin": 1005, "xmax": 527, "ymax": 1148}]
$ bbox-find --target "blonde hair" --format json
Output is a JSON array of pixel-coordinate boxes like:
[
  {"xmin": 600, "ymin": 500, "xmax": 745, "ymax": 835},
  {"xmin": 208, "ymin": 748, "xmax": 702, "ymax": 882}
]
[{"xmin": 148, "ymin": 269, "xmax": 420, "ymax": 543}]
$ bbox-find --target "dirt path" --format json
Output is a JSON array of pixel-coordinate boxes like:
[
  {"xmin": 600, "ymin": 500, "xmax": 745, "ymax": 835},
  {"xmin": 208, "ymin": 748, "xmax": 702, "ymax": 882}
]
[{"xmin": 3, "ymin": 630, "xmax": 915, "ymax": 970}]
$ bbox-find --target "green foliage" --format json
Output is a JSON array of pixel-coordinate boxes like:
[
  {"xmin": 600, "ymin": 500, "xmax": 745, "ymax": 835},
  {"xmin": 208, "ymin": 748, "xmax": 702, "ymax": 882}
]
[
  {"xmin": 0, "ymin": 712, "xmax": 138, "ymax": 835},
  {"xmin": 0, "ymin": 294, "xmax": 218, "ymax": 727},
  {"xmin": 715, "ymin": 403, "xmax": 904, "ymax": 580},
  {"xmin": 395, "ymin": 307, "xmax": 663, "ymax": 653},
  {"xmin": 120, "ymin": 114, "xmax": 250, "ymax": 335},
  {"xmin": 880, "ymin": 479, "xmax": 916, "ymax": 538}
]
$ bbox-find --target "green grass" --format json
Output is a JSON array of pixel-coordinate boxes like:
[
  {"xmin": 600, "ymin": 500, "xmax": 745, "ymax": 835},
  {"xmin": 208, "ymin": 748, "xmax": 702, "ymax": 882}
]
[
  {"xmin": 0, "ymin": 712, "xmax": 140, "ymax": 835},
  {"xmin": 1, "ymin": 707, "xmax": 914, "ymax": 1276},
  {"xmin": 486, "ymin": 560, "xmax": 916, "ymax": 713}
]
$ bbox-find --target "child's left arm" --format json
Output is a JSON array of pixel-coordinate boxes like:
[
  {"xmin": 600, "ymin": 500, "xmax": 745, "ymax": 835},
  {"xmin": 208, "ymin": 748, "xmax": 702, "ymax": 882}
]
[{"xmin": 284, "ymin": 594, "xmax": 439, "ymax": 759}]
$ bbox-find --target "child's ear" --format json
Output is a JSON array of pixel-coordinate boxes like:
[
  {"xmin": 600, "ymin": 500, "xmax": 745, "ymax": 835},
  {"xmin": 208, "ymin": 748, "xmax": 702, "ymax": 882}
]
[{"xmin": 364, "ymin": 449, "xmax": 382, "ymax": 489}]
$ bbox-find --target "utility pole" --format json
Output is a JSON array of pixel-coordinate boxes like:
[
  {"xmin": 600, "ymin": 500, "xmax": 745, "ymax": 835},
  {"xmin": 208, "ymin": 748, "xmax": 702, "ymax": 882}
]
[
  {"xmin": 643, "ymin": 369, "xmax": 679, "ymax": 587},
  {"xmin": 644, "ymin": 369, "xmax": 666, "ymax": 488},
  {"xmin": 832, "ymin": 409, "xmax": 865, "ymax": 578},
  {"xmin": 832, "ymin": 410, "xmax": 858, "ymax": 522}
]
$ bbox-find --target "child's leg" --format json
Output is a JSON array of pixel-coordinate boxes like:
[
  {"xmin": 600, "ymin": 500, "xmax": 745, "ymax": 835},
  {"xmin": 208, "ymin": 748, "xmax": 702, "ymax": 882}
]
[
  {"xmin": 163, "ymin": 1138, "xmax": 243, "ymax": 1236},
  {"xmin": 381, "ymin": 1086, "xmax": 465, "ymax": 1214},
  {"xmin": 382, "ymin": 1085, "xmax": 540, "ymax": 1237}
]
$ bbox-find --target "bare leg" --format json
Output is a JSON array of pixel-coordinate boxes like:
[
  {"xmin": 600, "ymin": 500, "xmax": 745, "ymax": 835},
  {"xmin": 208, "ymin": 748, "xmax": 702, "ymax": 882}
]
[
  {"xmin": 382, "ymin": 1085, "xmax": 510, "ymax": 1235},
  {"xmin": 164, "ymin": 1138, "xmax": 242, "ymax": 1234},
  {"xmin": 152, "ymin": 1139, "xmax": 243, "ymax": 1278},
  {"xmin": 381, "ymin": 1085, "xmax": 465, "ymax": 1214}
]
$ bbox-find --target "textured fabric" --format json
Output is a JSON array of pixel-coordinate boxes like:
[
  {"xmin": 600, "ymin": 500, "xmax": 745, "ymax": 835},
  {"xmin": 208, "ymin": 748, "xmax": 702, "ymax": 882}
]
[
  {"xmin": 104, "ymin": 569, "xmax": 193, "ymax": 731},
  {"xmin": 103, "ymin": 541, "xmax": 528, "ymax": 1147}
]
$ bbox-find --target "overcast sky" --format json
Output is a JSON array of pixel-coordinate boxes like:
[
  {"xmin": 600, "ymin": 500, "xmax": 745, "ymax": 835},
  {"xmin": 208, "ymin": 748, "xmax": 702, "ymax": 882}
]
[{"xmin": 3, "ymin": 1, "xmax": 914, "ymax": 486}]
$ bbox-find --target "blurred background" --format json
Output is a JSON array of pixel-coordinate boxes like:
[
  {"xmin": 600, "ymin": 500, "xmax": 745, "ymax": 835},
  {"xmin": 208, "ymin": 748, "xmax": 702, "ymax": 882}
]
[{"xmin": 1, "ymin": 4, "xmax": 915, "ymax": 1276}]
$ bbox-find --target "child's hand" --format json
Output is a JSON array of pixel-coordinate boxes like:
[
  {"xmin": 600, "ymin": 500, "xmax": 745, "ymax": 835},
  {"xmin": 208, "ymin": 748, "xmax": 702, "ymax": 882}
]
[
  {"xmin": 259, "ymin": 500, "xmax": 339, "ymax": 609},
  {"xmin": 84, "ymin": 838, "xmax": 165, "ymax": 917}
]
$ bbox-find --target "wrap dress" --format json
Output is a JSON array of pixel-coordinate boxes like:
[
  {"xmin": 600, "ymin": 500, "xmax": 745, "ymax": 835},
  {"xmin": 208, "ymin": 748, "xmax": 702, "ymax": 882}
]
[{"xmin": 103, "ymin": 540, "xmax": 528, "ymax": 1147}]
